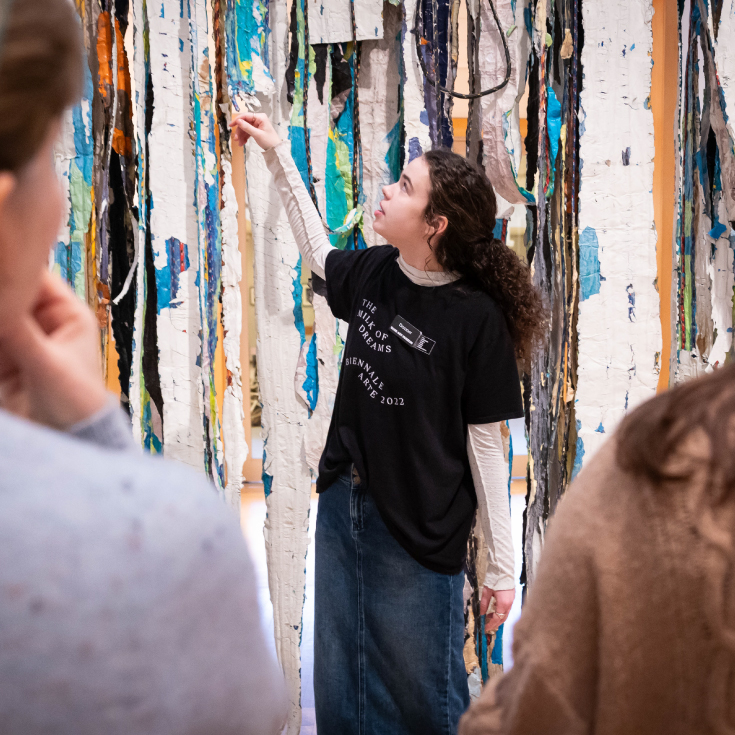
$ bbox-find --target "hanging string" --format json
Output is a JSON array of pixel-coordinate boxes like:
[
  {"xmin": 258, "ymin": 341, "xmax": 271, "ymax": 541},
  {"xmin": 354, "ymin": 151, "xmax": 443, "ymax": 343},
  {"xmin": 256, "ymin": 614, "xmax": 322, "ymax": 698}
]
[
  {"xmin": 413, "ymin": 0, "xmax": 511, "ymax": 101},
  {"xmin": 302, "ymin": 0, "xmax": 320, "ymax": 208},
  {"xmin": 300, "ymin": 0, "xmax": 362, "ymax": 244},
  {"xmin": 349, "ymin": 0, "xmax": 362, "ymax": 249},
  {"xmin": 466, "ymin": 2, "xmax": 478, "ymax": 159},
  {"xmin": 431, "ymin": 0, "xmax": 443, "ymax": 146}
]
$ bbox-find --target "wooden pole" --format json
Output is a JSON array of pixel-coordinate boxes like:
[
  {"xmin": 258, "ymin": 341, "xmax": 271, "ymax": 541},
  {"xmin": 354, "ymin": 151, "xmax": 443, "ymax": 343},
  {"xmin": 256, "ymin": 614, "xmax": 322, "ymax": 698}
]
[{"xmin": 651, "ymin": 0, "xmax": 679, "ymax": 391}]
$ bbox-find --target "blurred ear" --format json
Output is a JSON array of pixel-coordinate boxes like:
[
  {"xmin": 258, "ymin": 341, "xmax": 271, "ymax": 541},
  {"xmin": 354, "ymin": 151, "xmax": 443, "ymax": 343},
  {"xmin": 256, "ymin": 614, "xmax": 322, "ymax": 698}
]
[{"xmin": 0, "ymin": 171, "xmax": 26, "ymax": 337}]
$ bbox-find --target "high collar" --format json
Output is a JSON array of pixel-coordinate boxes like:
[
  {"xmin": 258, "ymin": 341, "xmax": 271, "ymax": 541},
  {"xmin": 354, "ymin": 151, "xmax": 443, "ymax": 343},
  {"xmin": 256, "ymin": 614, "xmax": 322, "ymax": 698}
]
[{"xmin": 396, "ymin": 253, "xmax": 461, "ymax": 287}]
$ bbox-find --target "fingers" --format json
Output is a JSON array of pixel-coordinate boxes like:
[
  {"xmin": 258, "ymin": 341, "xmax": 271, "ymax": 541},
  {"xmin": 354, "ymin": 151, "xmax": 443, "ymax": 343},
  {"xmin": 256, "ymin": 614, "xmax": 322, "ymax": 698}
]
[
  {"xmin": 234, "ymin": 117, "xmax": 260, "ymax": 138},
  {"xmin": 3, "ymin": 313, "xmax": 47, "ymax": 359},
  {"xmin": 33, "ymin": 273, "xmax": 90, "ymax": 335},
  {"xmin": 481, "ymin": 586, "xmax": 514, "ymax": 634},
  {"xmin": 0, "ymin": 345, "xmax": 18, "ymax": 382},
  {"xmin": 484, "ymin": 609, "xmax": 511, "ymax": 633},
  {"xmin": 484, "ymin": 614, "xmax": 502, "ymax": 634},
  {"xmin": 228, "ymin": 112, "xmax": 280, "ymax": 150},
  {"xmin": 229, "ymin": 111, "xmax": 265, "ymax": 128},
  {"xmin": 229, "ymin": 118, "xmax": 258, "ymax": 148},
  {"xmin": 229, "ymin": 112, "xmax": 263, "ymax": 145},
  {"xmin": 479, "ymin": 585, "xmax": 493, "ymax": 616}
]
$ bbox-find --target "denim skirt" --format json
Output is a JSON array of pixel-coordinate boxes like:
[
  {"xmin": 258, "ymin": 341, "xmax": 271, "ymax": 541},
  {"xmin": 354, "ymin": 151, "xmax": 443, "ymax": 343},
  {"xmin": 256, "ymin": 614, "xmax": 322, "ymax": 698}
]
[{"xmin": 314, "ymin": 469, "xmax": 469, "ymax": 735}]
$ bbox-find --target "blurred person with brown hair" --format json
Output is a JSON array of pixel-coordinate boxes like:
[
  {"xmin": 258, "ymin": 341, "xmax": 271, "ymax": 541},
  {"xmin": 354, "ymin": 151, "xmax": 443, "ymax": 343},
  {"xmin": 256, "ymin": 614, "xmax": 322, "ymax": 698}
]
[
  {"xmin": 459, "ymin": 364, "xmax": 735, "ymax": 734},
  {"xmin": 0, "ymin": 1, "xmax": 286, "ymax": 733}
]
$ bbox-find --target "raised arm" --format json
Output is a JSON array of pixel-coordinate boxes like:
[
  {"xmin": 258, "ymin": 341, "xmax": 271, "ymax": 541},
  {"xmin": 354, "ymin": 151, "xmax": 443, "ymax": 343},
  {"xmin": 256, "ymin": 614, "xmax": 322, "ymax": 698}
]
[{"xmin": 230, "ymin": 112, "xmax": 334, "ymax": 280}]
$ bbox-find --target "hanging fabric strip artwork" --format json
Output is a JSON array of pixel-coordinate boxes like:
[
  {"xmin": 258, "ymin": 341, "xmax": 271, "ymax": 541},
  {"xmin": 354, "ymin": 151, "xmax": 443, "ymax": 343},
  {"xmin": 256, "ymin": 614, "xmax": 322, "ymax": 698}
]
[
  {"xmin": 244, "ymin": 0, "xmax": 313, "ymax": 728},
  {"xmin": 306, "ymin": 0, "xmax": 385, "ymax": 44},
  {"xmin": 191, "ymin": 0, "xmax": 225, "ymax": 487},
  {"xmin": 225, "ymin": 0, "xmax": 275, "ymax": 104},
  {"xmin": 576, "ymin": 1, "xmax": 660, "ymax": 469},
  {"xmin": 358, "ymin": 2, "xmax": 403, "ymax": 246},
  {"xmin": 417, "ymin": 0, "xmax": 454, "ymax": 148},
  {"xmin": 54, "ymin": 1, "xmax": 245, "ymax": 496},
  {"xmin": 402, "ymin": 0, "xmax": 432, "ymax": 160},
  {"xmin": 54, "ymin": 63, "xmax": 93, "ymax": 301},
  {"xmin": 52, "ymin": 1, "xmax": 680, "ymax": 725},
  {"xmin": 522, "ymin": 0, "xmax": 660, "ymax": 588},
  {"xmin": 522, "ymin": 0, "xmax": 582, "ymax": 588},
  {"xmin": 146, "ymin": 1, "xmax": 205, "ymax": 471},
  {"xmin": 673, "ymin": 0, "xmax": 735, "ymax": 380},
  {"xmin": 479, "ymin": 0, "xmax": 534, "ymax": 207},
  {"xmin": 129, "ymin": 0, "xmax": 155, "ymax": 451},
  {"xmin": 221, "ymin": 152, "xmax": 249, "ymax": 510}
]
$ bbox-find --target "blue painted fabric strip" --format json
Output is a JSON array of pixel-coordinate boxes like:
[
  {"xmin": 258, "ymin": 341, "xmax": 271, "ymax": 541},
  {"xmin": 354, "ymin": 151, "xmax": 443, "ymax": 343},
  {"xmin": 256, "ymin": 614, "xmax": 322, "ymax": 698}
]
[{"xmin": 579, "ymin": 226, "xmax": 601, "ymax": 301}]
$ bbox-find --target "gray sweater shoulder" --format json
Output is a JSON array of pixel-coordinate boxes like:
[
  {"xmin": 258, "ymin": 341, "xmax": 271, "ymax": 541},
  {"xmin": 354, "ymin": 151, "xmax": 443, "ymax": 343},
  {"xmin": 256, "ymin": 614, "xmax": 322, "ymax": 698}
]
[{"xmin": 0, "ymin": 409, "xmax": 287, "ymax": 735}]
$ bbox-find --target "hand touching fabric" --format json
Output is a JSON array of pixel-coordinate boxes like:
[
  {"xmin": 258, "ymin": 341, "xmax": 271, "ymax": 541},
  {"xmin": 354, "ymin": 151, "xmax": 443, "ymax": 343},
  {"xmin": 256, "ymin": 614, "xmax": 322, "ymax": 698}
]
[
  {"xmin": 230, "ymin": 111, "xmax": 282, "ymax": 151},
  {"xmin": 0, "ymin": 272, "xmax": 108, "ymax": 429}
]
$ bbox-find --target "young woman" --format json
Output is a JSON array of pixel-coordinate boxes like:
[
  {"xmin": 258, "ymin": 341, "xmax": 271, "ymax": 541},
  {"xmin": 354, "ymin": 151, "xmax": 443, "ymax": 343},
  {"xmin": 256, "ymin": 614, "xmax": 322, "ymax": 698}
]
[
  {"xmin": 0, "ymin": 1, "xmax": 286, "ymax": 732},
  {"xmin": 232, "ymin": 111, "xmax": 543, "ymax": 735},
  {"xmin": 459, "ymin": 363, "xmax": 735, "ymax": 735}
]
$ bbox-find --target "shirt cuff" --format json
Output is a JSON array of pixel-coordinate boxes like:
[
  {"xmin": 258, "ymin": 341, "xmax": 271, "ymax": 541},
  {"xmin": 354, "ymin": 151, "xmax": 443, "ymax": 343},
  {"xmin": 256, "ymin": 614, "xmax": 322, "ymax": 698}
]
[
  {"xmin": 483, "ymin": 567, "xmax": 516, "ymax": 592},
  {"xmin": 262, "ymin": 139, "xmax": 289, "ymax": 161},
  {"xmin": 68, "ymin": 395, "xmax": 137, "ymax": 452}
]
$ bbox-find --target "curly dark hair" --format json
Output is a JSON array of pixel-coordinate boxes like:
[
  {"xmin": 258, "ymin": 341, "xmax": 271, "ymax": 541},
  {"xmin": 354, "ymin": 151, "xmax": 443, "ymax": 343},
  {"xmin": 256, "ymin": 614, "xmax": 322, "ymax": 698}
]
[{"xmin": 423, "ymin": 149, "xmax": 545, "ymax": 363}]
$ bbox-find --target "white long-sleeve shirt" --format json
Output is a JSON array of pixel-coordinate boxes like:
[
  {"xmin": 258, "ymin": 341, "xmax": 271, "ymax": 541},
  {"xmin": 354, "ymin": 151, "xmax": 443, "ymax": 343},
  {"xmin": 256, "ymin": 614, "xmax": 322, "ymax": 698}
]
[{"xmin": 263, "ymin": 141, "xmax": 515, "ymax": 591}]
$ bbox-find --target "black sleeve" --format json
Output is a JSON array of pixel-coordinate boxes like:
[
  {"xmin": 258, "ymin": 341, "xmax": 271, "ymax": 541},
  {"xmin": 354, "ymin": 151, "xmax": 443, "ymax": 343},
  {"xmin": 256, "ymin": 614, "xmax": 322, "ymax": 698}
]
[
  {"xmin": 325, "ymin": 246, "xmax": 394, "ymax": 322},
  {"xmin": 462, "ymin": 306, "xmax": 524, "ymax": 424}
]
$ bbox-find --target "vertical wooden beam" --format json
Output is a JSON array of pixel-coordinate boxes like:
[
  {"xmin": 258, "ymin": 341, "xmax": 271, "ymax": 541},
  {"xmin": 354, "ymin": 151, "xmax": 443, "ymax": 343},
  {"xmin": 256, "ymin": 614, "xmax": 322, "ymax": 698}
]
[
  {"xmin": 231, "ymin": 139, "xmax": 261, "ymax": 482},
  {"xmin": 652, "ymin": 0, "xmax": 678, "ymax": 391}
]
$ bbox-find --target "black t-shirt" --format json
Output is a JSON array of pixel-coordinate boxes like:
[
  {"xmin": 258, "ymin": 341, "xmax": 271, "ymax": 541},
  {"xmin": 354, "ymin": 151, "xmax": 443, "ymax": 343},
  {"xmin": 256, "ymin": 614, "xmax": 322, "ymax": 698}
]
[{"xmin": 318, "ymin": 245, "xmax": 523, "ymax": 574}]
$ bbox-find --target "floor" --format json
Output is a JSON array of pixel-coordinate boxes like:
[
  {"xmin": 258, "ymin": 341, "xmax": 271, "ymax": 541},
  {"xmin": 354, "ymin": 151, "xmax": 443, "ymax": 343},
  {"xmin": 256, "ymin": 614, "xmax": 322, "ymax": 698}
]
[{"xmin": 240, "ymin": 487, "xmax": 526, "ymax": 735}]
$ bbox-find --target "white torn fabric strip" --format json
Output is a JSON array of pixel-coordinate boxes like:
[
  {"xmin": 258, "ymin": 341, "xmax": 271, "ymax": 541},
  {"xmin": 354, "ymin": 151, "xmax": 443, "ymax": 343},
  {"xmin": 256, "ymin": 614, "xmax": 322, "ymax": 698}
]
[
  {"xmin": 247, "ymin": 1, "xmax": 312, "ymax": 729},
  {"xmin": 307, "ymin": 0, "xmax": 383, "ymax": 44},
  {"xmin": 304, "ymin": 292, "xmax": 340, "ymax": 473},
  {"xmin": 480, "ymin": 0, "xmax": 533, "ymax": 206},
  {"xmin": 358, "ymin": 2, "xmax": 403, "ymax": 247},
  {"xmin": 704, "ymin": 4, "xmax": 735, "ymax": 369},
  {"xmin": 221, "ymin": 157, "xmax": 248, "ymax": 512},
  {"xmin": 192, "ymin": 0, "xmax": 225, "ymax": 486},
  {"xmin": 402, "ymin": 0, "xmax": 432, "ymax": 161},
  {"xmin": 706, "ymin": 219, "xmax": 734, "ymax": 369},
  {"xmin": 248, "ymin": 141, "xmax": 312, "ymax": 735},
  {"xmin": 716, "ymin": 1, "xmax": 735, "ymax": 128},
  {"xmin": 676, "ymin": 3, "xmax": 735, "ymax": 375},
  {"xmin": 299, "ymin": 47, "xmax": 340, "ymax": 473},
  {"xmin": 129, "ymin": 0, "xmax": 147, "ymax": 447},
  {"xmin": 147, "ymin": 1, "xmax": 205, "ymax": 470},
  {"xmin": 576, "ymin": 0, "xmax": 660, "ymax": 464}
]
